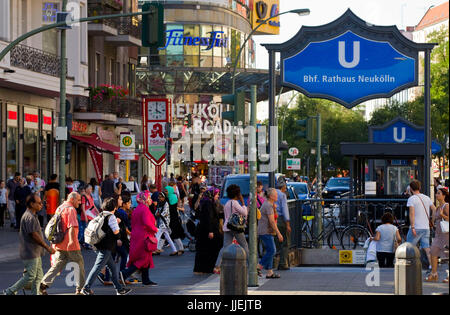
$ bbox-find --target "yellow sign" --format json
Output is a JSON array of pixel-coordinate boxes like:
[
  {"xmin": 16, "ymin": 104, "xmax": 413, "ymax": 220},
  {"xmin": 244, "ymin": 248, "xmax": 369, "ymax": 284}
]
[
  {"xmin": 339, "ymin": 250, "xmax": 353, "ymax": 264},
  {"xmin": 252, "ymin": 0, "xmax": 280, "ymax": 35},
  {"xmin": 122, "ymin": 136, "xmax": 133, "ymax": 147}
]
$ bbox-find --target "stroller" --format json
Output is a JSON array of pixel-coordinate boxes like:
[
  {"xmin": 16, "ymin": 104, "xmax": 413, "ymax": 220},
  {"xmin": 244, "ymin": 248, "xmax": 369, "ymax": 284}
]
[{"xmin": 179, "ymin": 204, "xmax": 199, "ymax": 252}]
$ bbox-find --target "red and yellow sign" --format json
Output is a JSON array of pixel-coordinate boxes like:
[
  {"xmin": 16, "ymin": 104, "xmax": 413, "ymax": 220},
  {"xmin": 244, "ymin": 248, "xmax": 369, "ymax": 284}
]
[{"xmin": 251, "ymin": 0, "xmax": 280, "ymax": 35}]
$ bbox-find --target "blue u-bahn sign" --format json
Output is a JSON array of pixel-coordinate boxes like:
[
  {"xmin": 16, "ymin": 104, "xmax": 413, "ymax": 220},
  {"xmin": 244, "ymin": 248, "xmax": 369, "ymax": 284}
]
[
  {"xmin": 371, "ymin": 118, "xmax": 443, "ymax": 154},
  {"xmin": 263, "ymin": 9, "xmax": 433, "ymax": 109},
  {"xmin": 283, "ymin": 31, "xmax": 416, "ymax": 107}
]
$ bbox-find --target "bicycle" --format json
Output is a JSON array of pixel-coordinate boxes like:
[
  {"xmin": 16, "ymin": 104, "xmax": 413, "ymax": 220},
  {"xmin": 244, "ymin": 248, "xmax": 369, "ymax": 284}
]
[
  {"xmin": 340, "ymin": 207, "xmax": 371, "ymax": 250},
  {"xmin": 301, "ymin": 204, "xmax": 345, "ymax": 249}
]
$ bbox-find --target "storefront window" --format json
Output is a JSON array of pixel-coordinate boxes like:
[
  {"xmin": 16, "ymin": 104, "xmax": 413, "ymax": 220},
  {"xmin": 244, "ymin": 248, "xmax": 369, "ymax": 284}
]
[
  {"xmin": 184, "ymin": 24, "xmax": 200, "ymax": 67},
  {"xmin": 200, "ymin": 25, "xmax": 213, "ymax": 67},
  {"xmin": 7, "ymin": 127, "xmax": 18, "ymax": 178},
  {"xmin": 24, "ymin": 129, "xmax": 38, "ymax": 175},
  {"xmin": 223, "ymin": 27, "xmax": 231, "ymax": 66},
  {"xmin": 166, "ymin": 24, "xmax": 184, "ymax": 67},
  {"xmin": 213, "ymin": 25, "xmax": 223, "ymax": 68}
]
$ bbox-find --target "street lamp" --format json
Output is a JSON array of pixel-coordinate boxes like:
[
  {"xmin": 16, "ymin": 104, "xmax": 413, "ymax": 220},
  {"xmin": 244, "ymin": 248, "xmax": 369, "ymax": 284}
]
[{"xmin": 231, "ymin": 8, "xmax": 310, "ymax": 94}]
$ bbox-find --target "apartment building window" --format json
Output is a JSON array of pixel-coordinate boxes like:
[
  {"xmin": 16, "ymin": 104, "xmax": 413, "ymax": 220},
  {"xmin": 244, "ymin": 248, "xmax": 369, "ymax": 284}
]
[
  {"xmin": 95, "ymin": 53, "xmax": 101, "ymax": 86},
  {"xmin": 116, "ymin": 62, "xmax": 121, "ymax": 86},
  {"xmin": 128, "ymin": 62, "xmax": 136, "ymax": 97},
  {"xmin": 109, "ymin": 59, "xmax": 114, "ymax": 85}
]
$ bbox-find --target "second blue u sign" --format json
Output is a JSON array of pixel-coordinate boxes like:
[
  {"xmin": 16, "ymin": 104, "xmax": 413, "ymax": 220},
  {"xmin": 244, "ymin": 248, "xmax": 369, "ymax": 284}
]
[{"xmin": 282, "ymin": 31, "xmax": 416, "ymax": 108}]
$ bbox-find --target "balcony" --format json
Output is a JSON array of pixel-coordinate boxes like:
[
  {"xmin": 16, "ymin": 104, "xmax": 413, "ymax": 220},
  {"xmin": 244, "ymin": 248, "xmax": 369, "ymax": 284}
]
[
  {"xmin": 74, "ymin": 95, "xmax": 142, "ymax": 125},
  {"xmin": 105, "ymin": 17, "xmax": 142, "ymax": 47},
  {"xmin": 87, "ymin": 1, "xmax": 120, "ymax": 36},
  {"xmin": 10, "ymin": 44, "xmax": 61, "ymax": 77}
]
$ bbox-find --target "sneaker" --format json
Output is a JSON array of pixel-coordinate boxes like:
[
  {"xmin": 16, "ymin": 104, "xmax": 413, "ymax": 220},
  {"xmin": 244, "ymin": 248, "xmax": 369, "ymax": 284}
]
[
  {"xmin": 117, "ymin": 288, "xmax": 132, "ymax": 295},
  {"xmin": 129, "ymin": 278, "xmax": 142, "ymax": 284},
  {"xmin": 80, "ymin": 287, "xmax": 94, "ymax": 295},
  {"xmin": 143, "ymin": 280, "xmax": 158, "ymax": 286},
  {"xmin": 39, "ymin": 283, "xmax": 48, "ymax": 295}
]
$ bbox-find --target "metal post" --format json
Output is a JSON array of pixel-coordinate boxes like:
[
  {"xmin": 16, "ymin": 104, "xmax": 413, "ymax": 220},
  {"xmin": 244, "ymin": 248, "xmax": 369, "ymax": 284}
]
[
  {"xmin": 220, "ymin": 244, "xmax": 248, "ymax": 295},
  {"xmin": 424, "ymin": 48, "xmax": 432, "ymax": 197},
  {"xmin": 248, "ymin": 85, "xmax": 258, "ymax": 287},
  {"xmin": 268, "ymin": 50, "xmax": 277, "ymax": 188},
  {"xmin": 395, "ymin": 243, "xmax": 423, "ymax": 295},
  {"xmin": 58, "ymin": 0, "xmax": 67, "ymax": 204},
  {"xmin": 316, "ymin": 114, "xmax": 323, "ymax": 238}
]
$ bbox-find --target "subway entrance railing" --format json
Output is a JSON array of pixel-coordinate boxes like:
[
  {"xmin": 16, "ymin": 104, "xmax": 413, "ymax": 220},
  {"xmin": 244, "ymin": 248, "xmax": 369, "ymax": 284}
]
[{"xmin": 287, "ymin": 198, "xmax": 410, "ymax": 250}]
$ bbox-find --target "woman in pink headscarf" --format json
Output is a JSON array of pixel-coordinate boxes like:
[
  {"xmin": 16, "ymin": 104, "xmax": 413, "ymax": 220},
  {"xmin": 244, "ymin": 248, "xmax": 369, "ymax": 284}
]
[{"xmin": 119, "ymin": 191, "xmax": 159, "ymax": 286}]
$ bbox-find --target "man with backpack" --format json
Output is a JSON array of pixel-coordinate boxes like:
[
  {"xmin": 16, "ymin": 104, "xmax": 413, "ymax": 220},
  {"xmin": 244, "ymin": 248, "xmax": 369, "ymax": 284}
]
[
  {"xmin": 3, "ymin": 193, "xmax": 55, "ymax": 295},
  {"xmin": 40, "ymin": 192, "xmax": 86, "ymax": 295},
  {"xmin": 81, "ymin": 197, "xmax": 131, "ymax": 295}
]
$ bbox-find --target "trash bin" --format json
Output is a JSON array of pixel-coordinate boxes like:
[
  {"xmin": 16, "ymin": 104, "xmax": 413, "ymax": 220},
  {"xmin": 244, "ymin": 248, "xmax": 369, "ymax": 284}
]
[{"xmin": 394, "ymin": 242, "xmax": 422, "ymax": 295}]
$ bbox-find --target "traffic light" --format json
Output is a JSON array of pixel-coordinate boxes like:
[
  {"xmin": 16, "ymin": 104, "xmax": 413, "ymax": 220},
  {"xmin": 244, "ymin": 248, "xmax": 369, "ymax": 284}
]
[
  {"xmin": 279, "ymin": 140, "xmax": 289, "ymax": 151},
  {"xmin": 297, "ymin": 117, "xmax": 316, "ymax": 142},
  {"xmin": 221, "ymin": 90, "xmax": 246, "ymax": 125},
  {"xmin": 142, "ymin": 2, "xmax": 165, "ymax": 48}
]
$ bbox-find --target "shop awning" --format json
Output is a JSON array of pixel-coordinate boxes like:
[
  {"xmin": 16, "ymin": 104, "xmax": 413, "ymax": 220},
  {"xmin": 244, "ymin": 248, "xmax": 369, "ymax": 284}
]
[{"xmin": 71, "ymin": 134, "xmax": 120, "ymax": 154}]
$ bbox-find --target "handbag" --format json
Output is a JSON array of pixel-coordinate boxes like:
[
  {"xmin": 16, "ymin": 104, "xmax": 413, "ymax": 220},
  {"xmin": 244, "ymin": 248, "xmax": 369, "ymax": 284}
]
[
  {"xmin": 226, "ymin": 201, "xmax": 247, "ymax": 233},
  {"xmin": 439, "ymin": 204, "xmax": 449, "ymax": 233},
  {"xmin": 144, "ymin": 236, "xmax": 158, "ymax": 252}
]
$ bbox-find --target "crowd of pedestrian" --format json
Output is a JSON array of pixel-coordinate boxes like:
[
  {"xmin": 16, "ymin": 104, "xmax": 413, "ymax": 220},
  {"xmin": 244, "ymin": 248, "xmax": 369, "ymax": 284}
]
[{"xmin": 1, "ymin": 169, "xmax": 449, "ymax": 294}]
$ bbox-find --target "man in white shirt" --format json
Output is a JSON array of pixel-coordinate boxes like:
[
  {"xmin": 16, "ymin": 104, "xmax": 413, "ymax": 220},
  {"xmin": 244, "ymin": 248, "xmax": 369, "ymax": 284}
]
[{"xmin": 406, "ymin": 180, "xmax": 437, "ymax": 268}]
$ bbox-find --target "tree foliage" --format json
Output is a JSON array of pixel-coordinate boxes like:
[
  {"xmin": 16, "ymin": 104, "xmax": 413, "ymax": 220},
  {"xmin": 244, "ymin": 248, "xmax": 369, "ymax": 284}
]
[{"xmin": 279, "ymin": 95, "xmax": 368, "ymax": 176}]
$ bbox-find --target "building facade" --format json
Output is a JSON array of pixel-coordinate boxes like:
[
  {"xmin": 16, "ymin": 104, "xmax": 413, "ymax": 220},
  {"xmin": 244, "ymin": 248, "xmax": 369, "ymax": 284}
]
[
  {"xmin": 0, "ymin": 0, "xmax": 89, "ymax": 181},
  {"xmin": 137, "ymin": 0, "xmax": 278, "ymax": 178}
]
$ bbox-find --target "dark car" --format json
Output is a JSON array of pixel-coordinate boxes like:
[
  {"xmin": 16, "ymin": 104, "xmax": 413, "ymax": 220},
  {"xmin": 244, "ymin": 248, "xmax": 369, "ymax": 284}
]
[
  {"xmin": 322, "ymin": 177, "xmax": 351, "ymax": 200},
  {"xmin": 220, "ymin": 173, "xmax": 287, "ymax": 206},
  {"xmin": 288, "ymin": 182, "xmax": 312, "ymax": 215}
]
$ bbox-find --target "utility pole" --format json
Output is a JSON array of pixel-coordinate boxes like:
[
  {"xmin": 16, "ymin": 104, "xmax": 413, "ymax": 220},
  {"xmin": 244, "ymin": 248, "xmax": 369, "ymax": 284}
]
[
  {"xmin": 248, "ymin": 85, "xmax": 258, "ymax": 287},
  {"xmin": 58, "ymin": 0, "xmax": 68, "ymax": 203},
  {"xmin": 316, "ymin": 114, "xmax": 323, "ymax": 238}
]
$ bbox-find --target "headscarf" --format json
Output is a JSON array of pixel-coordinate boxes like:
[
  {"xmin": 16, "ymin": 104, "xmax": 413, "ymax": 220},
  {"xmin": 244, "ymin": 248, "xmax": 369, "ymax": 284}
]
[
  {"xmin": 201, "ymin": 187, "xmax": 220, "ymax": 203},
  {"xmin": 137, "ymin": 190, "xmax": 151, "ymax": 204},
  {"xmin": 157, "ymin": 191, "xmax": 168, "ymax": 208},
  {"xmin": 165, "ymin": 185, "xmax": 178, "ymax": 205}
]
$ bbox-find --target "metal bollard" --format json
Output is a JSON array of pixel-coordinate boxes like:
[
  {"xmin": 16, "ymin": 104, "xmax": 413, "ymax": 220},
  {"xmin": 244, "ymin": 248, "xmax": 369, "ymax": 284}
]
[
  {"xmin": 220, "ymin": 243, "xmax": 247, "ymax": 295},
  {"xmin": 394, "ymin": 242, "xmax": 423, "ymax": 295}
]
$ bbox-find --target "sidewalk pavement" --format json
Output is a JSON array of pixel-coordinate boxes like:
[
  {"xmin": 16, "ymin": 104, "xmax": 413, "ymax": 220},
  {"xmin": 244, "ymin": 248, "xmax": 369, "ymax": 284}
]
[
  {"xmin": 178, "ymin": 266, "xmax": 449, "ymax": 295},
  {"xmin": 1, "ymin": 225, "xmax": 448, "ymax": 295}
]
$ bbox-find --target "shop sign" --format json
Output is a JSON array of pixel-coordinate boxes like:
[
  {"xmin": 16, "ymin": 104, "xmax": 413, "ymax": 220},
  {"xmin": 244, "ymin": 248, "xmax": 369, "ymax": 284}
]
[
  {"xmin": 7, "ymin": 104, "xmax": 18, "ymax": 127},
  {"xmin": 43, "ymin": 110, "xmax": 53, "ymax": 132},
  {"xmin": 143, "ymin": 98, "xmax": 171, "ymax": 165},
  {"xmin": 24, "ymin": 107, "xmax": 39, "ymax": 130},
  {"xmin": 286, "ymin": 158, "xmax": 301, "ymax": 170},
  {"xmin": 252, "ymin": 0, "xmax": 280, "ymax": 35},
  {"xmin": 158, "ymin": 29, "xmax": 229, "ymax": 51},
  {"xmin": 72, "ymin": 121, "xmax": 88, "ymax": 133},
  {"xmin": 288, "ymin": 147, "xmax": 299, "ymax": 157},
  {"xmin": 97, "ymin": 128, "xmax": 115, "ymax": 142}
]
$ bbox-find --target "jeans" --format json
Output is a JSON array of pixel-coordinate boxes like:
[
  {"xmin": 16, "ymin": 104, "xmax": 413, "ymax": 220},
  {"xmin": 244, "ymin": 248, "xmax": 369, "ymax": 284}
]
[
  {"xmin": 41, "ymin": 250, "xmax": 85, "ymax": 291},
  {"xmin": 6, "ymin": 257, "xmax": 44, "ymax": 295},
  {"xmin": 7, "ymin": 200, "xmax": 16, "ymax": 226},
  {"xmin": 215, "ymin": 231, "xmax": 249, "ymax": 268},
  {"xmin": 259, "ymin": 235, "xmax": 276, "ymax": 270},
  {"xmin": 78, "ymin": 220, "xmax": 87, "ymax": 245},
  {"xmin": 407, "ymin": 228, "xmax": 430, "ymax": 248},
  {"xmin": 156, "ymin": 228, "xmax": 177, "ymax": 252},
  {"xmin": 84, "ymin": 250, "xmax": 123, "ymax": 291}
]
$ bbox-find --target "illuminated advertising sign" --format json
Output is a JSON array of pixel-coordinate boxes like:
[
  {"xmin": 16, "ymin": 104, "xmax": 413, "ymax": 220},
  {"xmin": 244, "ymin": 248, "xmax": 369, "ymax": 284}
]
[
  {"xmin": 158, "ymin": 29, "xmax": 229, "ymax": 51},
  {"xmin": 252, "ymin": 0, "xmax": 280, "ymax": 35}
]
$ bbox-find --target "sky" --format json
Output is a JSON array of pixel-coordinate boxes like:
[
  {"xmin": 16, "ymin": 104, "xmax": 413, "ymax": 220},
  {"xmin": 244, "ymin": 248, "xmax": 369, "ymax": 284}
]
[{"xmin": 252, "ymin": 0, "xmax": 446, "ymax": 69}]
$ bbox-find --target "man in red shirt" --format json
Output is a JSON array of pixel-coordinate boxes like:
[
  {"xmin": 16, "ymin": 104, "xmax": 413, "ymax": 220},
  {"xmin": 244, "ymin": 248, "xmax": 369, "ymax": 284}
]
[{"xmin": 40, "ymin": 192, "xmax": 85, "ymax": 295}]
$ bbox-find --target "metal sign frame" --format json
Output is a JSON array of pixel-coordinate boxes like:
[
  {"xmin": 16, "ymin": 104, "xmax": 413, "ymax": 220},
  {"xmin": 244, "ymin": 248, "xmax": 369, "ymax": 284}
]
[{"xmin": 263, "ymin": 8, "xmax": 437, "ymax": 196}]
